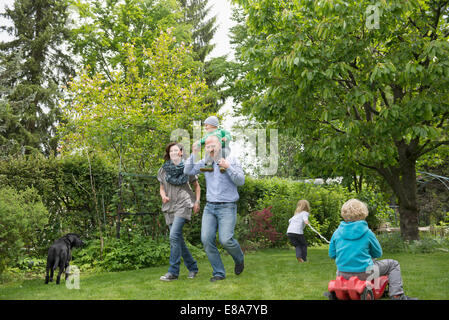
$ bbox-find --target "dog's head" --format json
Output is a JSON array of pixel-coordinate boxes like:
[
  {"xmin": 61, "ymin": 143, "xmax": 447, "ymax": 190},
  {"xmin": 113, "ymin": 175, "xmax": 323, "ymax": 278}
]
[{"xmin": 65, "ymin": 233, "xmax": 84, "ymax": 248}]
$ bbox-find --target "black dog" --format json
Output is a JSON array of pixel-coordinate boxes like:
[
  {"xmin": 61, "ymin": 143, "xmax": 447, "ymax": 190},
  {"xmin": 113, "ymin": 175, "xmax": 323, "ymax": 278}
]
[{"xmin": 45, "ymin": 233, "xmax": 84, "ymax": 284}]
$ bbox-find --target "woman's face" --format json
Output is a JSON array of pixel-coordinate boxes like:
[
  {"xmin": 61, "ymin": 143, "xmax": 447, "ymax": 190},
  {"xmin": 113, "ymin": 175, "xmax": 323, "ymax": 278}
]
[{"xmin": 169, "ymin": 145, "xmax": 182, "ymax": 163}]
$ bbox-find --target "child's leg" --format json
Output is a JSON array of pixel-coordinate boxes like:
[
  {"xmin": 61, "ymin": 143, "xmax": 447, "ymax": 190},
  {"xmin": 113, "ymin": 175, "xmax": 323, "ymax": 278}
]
[
  {"xmin": 374, "ymin": 259, "xmax": 404, "ymax": 297},
  {"xmin": 298, "ymin": 234, "xmax": 307, "ymax": 261},
  {"xmin": 222, "ymin": 146, "xmax": 231, "ymax": 159},
  {"xmin": 287, "ymin": 233, "xmax": 302, "ymax": 259},
  {"xmin": 295, "ymin": 246, "xmax": 303, "ymax": 259}
]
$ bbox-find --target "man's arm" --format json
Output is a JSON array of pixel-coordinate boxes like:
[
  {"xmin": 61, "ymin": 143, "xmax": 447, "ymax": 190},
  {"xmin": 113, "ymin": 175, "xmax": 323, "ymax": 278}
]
[
  {"xmin": 224, "ymin": 157, "xmax": 245, "ymax": 186},
  {"xmin": 184, "ymin": 153, "xmax": 204, "ymax": 176}
]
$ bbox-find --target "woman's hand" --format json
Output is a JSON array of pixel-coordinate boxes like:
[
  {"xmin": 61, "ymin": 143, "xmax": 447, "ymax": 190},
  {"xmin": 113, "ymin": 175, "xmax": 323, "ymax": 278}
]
[
  {"xmin": 193, "ymin": 201, "xmax": 200, "ymax": 214},
  {"xmin": 162, "ymin": 195, "xmax": 170, "ymax": 204}
]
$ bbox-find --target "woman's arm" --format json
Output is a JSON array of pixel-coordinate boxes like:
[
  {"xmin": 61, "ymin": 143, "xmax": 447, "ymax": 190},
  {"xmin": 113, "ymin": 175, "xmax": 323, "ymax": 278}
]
[
  {"xmin": 192, "ymin": 180, "xmax": 201, "ymax": 213},
  {"xmin": 160, "ymin": 183, "xmax": 169, "ymax": 203}
]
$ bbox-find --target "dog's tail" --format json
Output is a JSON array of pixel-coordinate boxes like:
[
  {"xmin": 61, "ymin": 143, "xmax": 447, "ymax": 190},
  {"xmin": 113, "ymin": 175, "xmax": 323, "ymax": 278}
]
[
  {"xmin": 53, "ymin": 255, "xmax": 60, "ymax": 271},
  {"xmin": 46, "ymin": 247, "xmax": 60, "ymax": 270}
]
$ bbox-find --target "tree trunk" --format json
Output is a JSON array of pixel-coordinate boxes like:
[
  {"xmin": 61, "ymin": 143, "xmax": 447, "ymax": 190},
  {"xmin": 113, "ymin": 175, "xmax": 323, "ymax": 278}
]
[{"xmin": 377, "ymin": 140, "xmax": 420, "ymax": 241}]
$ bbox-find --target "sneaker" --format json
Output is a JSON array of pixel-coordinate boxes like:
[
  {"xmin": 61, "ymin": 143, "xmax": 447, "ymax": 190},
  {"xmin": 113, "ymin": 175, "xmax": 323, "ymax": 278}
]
[
  {"xmin": 210, "ymin": 275, "xmax": 225, "ymax": 282},
  {"xmin": 187, "ymin": 271, "xmax": 198, "ymax": 279},
  {"xmin": 391, "ymin": 294, "xmax": 418, "ymax": 300},
  {"xmin": 160, "ymin": 273, "xmax": 178, "ymax": 282},
  {"xmin": 297, "ymin": 258, "xmax": 304, "ymax": 263},
  {"xmin": 234, "ymin": 262, "xmax": 244, "ymax": 275}
]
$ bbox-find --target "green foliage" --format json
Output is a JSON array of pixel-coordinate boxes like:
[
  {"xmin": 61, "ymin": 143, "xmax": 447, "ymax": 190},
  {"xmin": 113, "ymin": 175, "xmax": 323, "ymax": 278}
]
[
  {"xmin": 70, "ymin": 0, "xmax": 185, "ymax": 76},
  {"xmin": 72, "ymin": 235, "xmax": 205, "ymax": 272},
  {"xmin": 60, "ymin": 29, "xmax": 209, "ymax": 173},
  {"xmin": 0, "ymin": 153, "xmax": 118, "ymax": 252},
  {"xmin": 236, "ymin": 176, "xmax": 392, "ymax": 248},
  {"xmin": 230, "ymin": 0, "xmax": 449, "ymax": 240},
  {"xmin": 377, "ymin": 232, "xmax": 449, "ymax": 254},
  {"xmin": 0, "ymin": 0, "xmax": 74, "ymax": 155},
  {"xmin": 0, "ymin": 187, "xmax": 49, "ymax": 273}
]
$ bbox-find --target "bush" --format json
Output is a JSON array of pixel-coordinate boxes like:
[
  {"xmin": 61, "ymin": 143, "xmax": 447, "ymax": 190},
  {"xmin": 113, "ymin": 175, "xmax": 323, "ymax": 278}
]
[
  {"xmin": 0, "ymin": 187, "xmax": 49, "ymax": 273},
  {"xmin": 377, "ymin": 232, "xmax": 449, "ymax": 254},
  {"xmin": 236, "ymin": 177, "xmax": 393, "ymax": 249},
  {"xmin": 248, "ymin": 206, "xmax": 283, "ymax": 246},
  {"xmin": 72, "ymin": 235, "xmax": 206, "ymax": 272},
  {"xmin": 376, "ymin": 232, "xmax": 408, "ymax": 253}
]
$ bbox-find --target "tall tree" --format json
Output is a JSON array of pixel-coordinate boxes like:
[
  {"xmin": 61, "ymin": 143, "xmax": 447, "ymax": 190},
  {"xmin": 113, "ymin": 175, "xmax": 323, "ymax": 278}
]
[
  {"xmin": 0, "ymin": 0, "xmax": 75, "ymax": 155},
  {"xmin": 179, "ymin": 0, "xmax": 217, "ymax": 62},
  {"xmin": 70, "ymin": 0, "xmax": 186, "ymax": 78},
  {"xmin": 231, "ymin": 0, "xmax": 449, "ymax": 240}
]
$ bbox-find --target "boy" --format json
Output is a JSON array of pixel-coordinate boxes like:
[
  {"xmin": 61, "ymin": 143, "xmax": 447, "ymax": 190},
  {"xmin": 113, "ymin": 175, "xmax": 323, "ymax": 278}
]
[
  {"xmin": 329, "ymin": 199, "xmax": 417, "ymax": 300},
  {"xmin": 195, "ymin": 116, "xmax": 231, "ymax": 173}
]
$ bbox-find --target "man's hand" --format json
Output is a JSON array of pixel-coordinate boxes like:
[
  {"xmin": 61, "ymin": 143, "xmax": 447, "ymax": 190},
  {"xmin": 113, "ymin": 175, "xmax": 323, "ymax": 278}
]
[
  {"xmin": 218, "ymin": 158, "xmax": 230, "ymax": 169},
  {"xmin": 192, "ymin": 141, "xmax": 201, "ymax": 155}
]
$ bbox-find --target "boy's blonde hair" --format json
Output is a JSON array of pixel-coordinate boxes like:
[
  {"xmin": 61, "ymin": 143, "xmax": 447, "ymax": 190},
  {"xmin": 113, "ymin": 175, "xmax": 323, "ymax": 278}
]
[
  {"xmin": 341, "ymin": 199, "xmax": 369, "ymax": 222},
  {"xmin": 295, "ymin": 199, "xmax": 310, "ymax": 214}
]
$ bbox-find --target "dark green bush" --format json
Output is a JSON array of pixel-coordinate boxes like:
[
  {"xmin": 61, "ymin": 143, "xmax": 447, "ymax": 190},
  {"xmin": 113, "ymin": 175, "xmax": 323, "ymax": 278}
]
[
  {"xmin": 72, "ymin": 235, "xmax": 205, "ymax": 272},
  {"xmin": 0, "ymin": 186, "xmax": 49, "ymax": 273}
]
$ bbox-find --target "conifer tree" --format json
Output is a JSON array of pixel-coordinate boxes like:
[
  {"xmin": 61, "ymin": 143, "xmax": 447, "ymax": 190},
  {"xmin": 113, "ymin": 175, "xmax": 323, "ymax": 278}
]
[{"xmin": 0, "ymin": 0, "xmax": 74, "ymax": 155}]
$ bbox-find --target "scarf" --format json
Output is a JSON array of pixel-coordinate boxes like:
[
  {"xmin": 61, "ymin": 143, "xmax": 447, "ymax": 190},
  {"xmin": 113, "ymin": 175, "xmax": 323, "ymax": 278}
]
[{"xmin": 163, "ymin": 160, "xmax": 188, "ymax": 186}]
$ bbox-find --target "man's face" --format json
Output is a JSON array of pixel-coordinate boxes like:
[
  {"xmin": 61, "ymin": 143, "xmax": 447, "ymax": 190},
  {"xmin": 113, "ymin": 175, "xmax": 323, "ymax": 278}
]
[{"xmin": 205, "ymin": 137, "xmax": 221, "ymax": 160}]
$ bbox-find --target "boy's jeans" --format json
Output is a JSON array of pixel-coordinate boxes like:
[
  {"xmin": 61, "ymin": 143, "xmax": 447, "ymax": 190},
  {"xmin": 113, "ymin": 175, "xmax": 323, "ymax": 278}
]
[
  {"xmin": 168, "ymin": 216, "xmax": 198, "ymax": 276},
  {"xmin": 201, "ymin": 202, "xmax": 244, "ymax": 278}
]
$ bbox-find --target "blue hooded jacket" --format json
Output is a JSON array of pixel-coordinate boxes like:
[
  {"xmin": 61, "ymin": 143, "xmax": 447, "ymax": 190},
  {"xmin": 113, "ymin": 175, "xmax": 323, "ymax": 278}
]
[{"xmin": 329, "ymin": 220, "xmax": 382, "ymax": 273}]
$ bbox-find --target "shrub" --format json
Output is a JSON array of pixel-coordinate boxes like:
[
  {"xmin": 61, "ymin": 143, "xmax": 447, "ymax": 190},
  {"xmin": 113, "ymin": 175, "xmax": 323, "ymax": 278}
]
[
  {"xmin": 377, "ymin": 232, "xmax": 449, "ymax": 254},
  {"xmin": 0, "ymin": 187, "xmax": 49, "ymax": 273},
  {"xmin": 237, "ymin": 177, "xmax": 393, "ymax": 248},
  {"xmin": 248, "ymin": 206, "xmax": 283, "ymax": 246},
  {"xmin": 376, "ymin": 232, "xmax": 408, "ymax": 253},
  {"xmin": 72, "ymin": 235, "xmax": 206, "ymax": 272}
]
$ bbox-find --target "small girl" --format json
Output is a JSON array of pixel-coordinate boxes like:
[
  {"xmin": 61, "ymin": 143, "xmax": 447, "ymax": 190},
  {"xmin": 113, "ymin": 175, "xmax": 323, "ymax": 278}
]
[{"xmin": 287, "ymin": 199, "xmax": 310, "ymax": 262}]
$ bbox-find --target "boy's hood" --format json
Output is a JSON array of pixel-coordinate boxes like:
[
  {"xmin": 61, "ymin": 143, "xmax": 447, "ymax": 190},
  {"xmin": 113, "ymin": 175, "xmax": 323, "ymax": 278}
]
[{"xmin": 338, "ymin": 220, "xmax": 369, "ymax": 240}]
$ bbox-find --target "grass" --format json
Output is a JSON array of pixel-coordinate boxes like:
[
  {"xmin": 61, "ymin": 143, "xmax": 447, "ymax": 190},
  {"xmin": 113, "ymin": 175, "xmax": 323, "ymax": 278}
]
[{"xmin": 1, "ymin": 246, "xmax": 448, "ymax": 300}]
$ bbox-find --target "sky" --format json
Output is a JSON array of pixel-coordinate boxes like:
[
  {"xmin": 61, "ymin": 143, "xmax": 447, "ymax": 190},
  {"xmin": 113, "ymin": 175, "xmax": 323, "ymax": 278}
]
[{"xmin": 207, "ymin": 0, "xmax": 236, "ymax": 60}]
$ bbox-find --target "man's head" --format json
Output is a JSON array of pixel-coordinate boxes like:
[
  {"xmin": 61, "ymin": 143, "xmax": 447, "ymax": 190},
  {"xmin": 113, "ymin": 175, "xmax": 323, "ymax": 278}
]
[
  {"xmin": 340, "ymin": 199, "xmax": 369, "ymax": 222},
  {"xmin": 205, "ymin": 135, "xmax": 221, "ymax": 160}
]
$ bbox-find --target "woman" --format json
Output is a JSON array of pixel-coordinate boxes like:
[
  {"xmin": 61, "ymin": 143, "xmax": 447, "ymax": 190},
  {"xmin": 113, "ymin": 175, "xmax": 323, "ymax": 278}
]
[
  {"xmin": 286, "ymin": 199, "xmax": 310, "ymax": 262},
  {"xmin": 157, "ymin": 142, "xmax": 201, "ymax": 281}
]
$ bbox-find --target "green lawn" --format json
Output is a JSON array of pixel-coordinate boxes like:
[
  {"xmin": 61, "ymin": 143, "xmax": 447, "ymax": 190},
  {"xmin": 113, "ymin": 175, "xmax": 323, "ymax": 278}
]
[{"xmin": 1, "ymin": 246, "xmax": 448, "ymax": 300}]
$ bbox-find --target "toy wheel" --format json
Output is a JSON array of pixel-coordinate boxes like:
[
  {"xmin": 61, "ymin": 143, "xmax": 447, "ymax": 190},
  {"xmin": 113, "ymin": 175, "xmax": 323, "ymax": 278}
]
[
  {"xmin": 324, "ymin": 291, "xmax": 338, "ymax": 300},
  {"xmin": 382, "ymin": 284, "xmax": 389, "ymax": 298},
  {"xmin": 361, "ymin": 287, "xmax": 374, "ymax": 300}
]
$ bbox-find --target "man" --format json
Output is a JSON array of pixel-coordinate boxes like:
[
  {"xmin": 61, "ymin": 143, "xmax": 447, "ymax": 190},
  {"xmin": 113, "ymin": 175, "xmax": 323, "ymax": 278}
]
[{"xmin": 184, "ymin": 135, "xmax": 245, "ymax": 282}]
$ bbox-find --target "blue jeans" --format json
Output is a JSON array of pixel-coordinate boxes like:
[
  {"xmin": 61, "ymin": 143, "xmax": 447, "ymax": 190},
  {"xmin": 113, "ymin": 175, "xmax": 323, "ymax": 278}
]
[
  {"xmin": 201, "ymin": 202, "xmax": 244, "ymax": 277},
  {"xmin": 168, "ymin": 216, "xmax": 198, "ymax": 276}
]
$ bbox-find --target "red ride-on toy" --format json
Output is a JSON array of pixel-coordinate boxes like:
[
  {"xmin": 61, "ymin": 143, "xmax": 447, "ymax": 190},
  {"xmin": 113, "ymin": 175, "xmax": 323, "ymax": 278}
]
[{"xmin": 326, "ymin": 275, "xmax": 389, "ymax": 300}]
